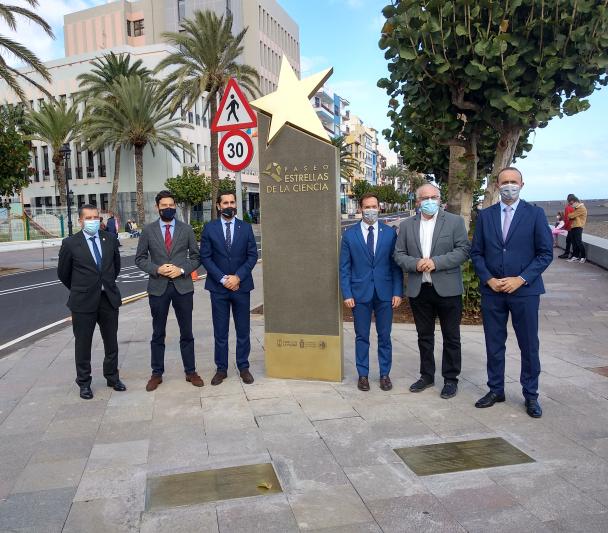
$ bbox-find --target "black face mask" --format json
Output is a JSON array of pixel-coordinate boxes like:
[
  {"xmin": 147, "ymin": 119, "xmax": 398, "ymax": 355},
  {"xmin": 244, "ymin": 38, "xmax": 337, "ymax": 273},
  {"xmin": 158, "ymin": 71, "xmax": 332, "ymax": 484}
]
[
  {"xmin": 220, "ymin": 207, "xmax": 236, "ymax": 219},
  {"xmin": 159, "ymin": 207, "xmax": 176, "ymax": 221}
]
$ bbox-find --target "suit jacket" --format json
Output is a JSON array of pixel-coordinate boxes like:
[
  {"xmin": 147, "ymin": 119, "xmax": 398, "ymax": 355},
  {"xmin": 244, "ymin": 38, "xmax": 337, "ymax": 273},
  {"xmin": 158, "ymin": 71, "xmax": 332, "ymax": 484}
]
[
  {"xmin": 57, "ymin": 230, "xmax": 122, "ymax": 312},
  {"xmin": 106, "ymin": 217, "xmax": 117, "ymax": 235},
  {"xmin": 340, "ymin": 221, "xmax": 403, "ymax": 303},
  {"xmin": 470, "ymin": 200, "xmax": 553, "ymax": 296},
  {"xmin": 200, "ymin": 218, "xmax": 258, "ymax": 294},
  {"xmin": 135, "ymin": 218, "xmax": 201, "ymax": 296},
  {"xmin": 394, "ymin": 210, "xmax": 470, "ymax": 298}
]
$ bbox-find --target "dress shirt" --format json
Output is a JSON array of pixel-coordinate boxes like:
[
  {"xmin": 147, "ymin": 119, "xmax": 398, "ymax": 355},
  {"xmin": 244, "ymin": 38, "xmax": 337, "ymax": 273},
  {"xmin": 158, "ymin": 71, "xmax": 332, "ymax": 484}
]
[
  {"xmin": 360, "ymin": 220, "xmax": 379, "ymax": 254},
  {"xmin": 84, "ymin": 230, "xmax": 104, "ymax": 290},
  {"xmin": 419, "ymin": 212, "xmax": 437, "ymax": 284},
  {"xmin": 499, "ymin": 197, "xmax": 520, "ymax": 231},
  {"xmin": 159, "ymin": 217, "xmax": 175, "ymax": 239},
  {"xmin": 221, "ymin": 217, "xmax": 238, "ymax": 286}
]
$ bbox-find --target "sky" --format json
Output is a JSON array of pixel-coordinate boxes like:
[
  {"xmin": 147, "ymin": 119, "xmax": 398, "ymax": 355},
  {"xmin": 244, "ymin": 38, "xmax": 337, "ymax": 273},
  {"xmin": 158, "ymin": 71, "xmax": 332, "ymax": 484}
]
[{"xmin": 1, "ymin": 0, "xmax": 607, "ymax": 201}]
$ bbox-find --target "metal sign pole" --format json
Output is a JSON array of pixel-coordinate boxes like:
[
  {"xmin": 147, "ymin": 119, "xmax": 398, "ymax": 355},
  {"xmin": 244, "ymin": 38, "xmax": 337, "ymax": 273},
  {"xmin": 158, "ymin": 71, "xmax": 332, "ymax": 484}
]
[{"xmin": 236, "ymin": 171, "xmax": 243, "ymax": 218}]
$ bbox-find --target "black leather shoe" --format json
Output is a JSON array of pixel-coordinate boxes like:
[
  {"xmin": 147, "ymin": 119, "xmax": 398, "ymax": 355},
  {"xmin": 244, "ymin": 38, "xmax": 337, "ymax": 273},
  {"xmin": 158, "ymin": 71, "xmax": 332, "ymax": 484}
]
[
  {"xmin": 557, "ymin": 253, "xmax": 570, "ymax": 259},
  {"xmin": 475, "ymin": 391, "xmax": 506, "ymax": 408},
  {"xmin": 79, "ymin": 386, "xmax": 93, "ymax": 400},
  {"xmin": 379, "ymin": 375, "xmax": 392, "ymax": 391},
  {"xmin": 211, "ymin": 370, "xmax": 227, "ymax": 386},
  {"xmin": 107, "ymin": 379, "xmax": 126, "ymax": 392},
  {"xmin": 409, "ymin": 378, "xmax": 434, "ymax": 393},
  {"xmin": 440, "ymin": 382, "xmax": 458, "ymax": 399},
  {"xmin": 240, "ymin": 369, "xmax": 254, "ymax": 384},
  {"xmin": 525, "ymin": 398, "xmax": 542, "ymax": 418},
  {"xmin": 358, "ymin": 376, "xmax": 370, "ymax": 391}
]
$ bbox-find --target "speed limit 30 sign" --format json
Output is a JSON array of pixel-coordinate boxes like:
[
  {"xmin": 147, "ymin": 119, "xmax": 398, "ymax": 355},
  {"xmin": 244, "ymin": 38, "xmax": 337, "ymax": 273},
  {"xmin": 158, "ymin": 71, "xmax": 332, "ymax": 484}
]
[{"xmin": 218, "ymin": 130, "xmax": 254, "ymax": 172}]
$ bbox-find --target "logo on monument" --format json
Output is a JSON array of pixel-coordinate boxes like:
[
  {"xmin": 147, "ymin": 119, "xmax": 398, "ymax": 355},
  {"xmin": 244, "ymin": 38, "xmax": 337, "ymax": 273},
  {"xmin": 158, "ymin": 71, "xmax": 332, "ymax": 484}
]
[{"xmin": 263, "ymin": 162, "xmax": 283, "ymax": 182}]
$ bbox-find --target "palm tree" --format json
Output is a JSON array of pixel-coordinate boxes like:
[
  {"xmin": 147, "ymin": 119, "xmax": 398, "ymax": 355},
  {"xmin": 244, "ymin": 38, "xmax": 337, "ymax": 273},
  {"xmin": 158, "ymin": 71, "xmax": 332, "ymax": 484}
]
[
  {"xmin": 76, "ymin": 52, "xmax": 151, "ymax": 215},
  {"xmin": 25, "ymin": 99, "xmax": 81, "ymax": 207},
  {"xmin": 330, "ymin": 135, "xmax": 361, "ymax": 181},
  {"xmin": 383, "ymin": 164, "xmax": 404, "ymax": 190},
  {"xmin": 155, "ymin": 10, "xmax": 259, "ymax": 219},
  {"xmin": 0, "ymin": 1, "xmax": 53, "ymax": 101},
  {"xmin": 84, "ymin": 76, "xmax": 193, "ymax": 224}
]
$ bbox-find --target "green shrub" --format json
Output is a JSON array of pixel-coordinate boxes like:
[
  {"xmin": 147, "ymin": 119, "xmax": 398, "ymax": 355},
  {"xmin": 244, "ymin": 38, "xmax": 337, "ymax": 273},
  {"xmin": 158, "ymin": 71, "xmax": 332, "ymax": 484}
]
[{"xmin": 190, "ymin": 220, "xmax": 206, "ymax": 242}]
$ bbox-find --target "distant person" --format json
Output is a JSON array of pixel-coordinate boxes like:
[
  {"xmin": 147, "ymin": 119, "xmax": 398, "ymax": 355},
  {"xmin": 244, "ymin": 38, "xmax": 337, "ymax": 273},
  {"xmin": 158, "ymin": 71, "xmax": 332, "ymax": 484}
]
[
  {"xmin": 106, "ymin": 213, "xmax": 121, "ymax": 247},
  {"xmin": 135, "ymin": 190, "xmax": 203, "ymax": 391},
  {"xmin": 566, "ymin": 194, "xmax": 588, "ymax": 263},
  {"xmin": 550, "ymin": 212, "xmax": 567, "ymax": 247},
  {"xmin": 57, "ymin": 204, "xmax": 126, "ymax": 400},
  {"xmin": 99, "ymin": 216, "xmax": 106, "ymax": 231},
  {"xmin": 200, "ymin": 191, "xmax": 258, "ymax": 386},
  {"xmin": 393, "ymin": 183, "xmax": 470, "ymax": 399},
  {"xmin": 339, "ymin": 192, "xmax": 403, "ymax": 392},
  {"xmin": 471, "ymin": 167, "xmax": 553, "ymax": 418},
  {"xmin": 558, "ymin": 202, "xmax": 576, "ymax": 259}
]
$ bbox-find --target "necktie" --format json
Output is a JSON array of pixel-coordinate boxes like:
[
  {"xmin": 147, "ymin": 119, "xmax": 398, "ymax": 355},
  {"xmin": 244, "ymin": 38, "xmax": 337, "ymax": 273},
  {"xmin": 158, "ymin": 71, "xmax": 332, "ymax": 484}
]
[
  {"xmin": 367, "ymin": 226, "xmax": 374, "ymax": 257},
  {"xmin": 89, "ymin": 236, "xmax": 101, "ymax": 271},
  {"xmin": 225, "ymin": 222, "xmax": 232, "ymax": 250},
  {"xmin": 164, "ymin": 224, "xmax": 172, "ymax": 253},
  {"xmin": 502, "ymin": 206, "xmax": 513, "ymax": 242}
]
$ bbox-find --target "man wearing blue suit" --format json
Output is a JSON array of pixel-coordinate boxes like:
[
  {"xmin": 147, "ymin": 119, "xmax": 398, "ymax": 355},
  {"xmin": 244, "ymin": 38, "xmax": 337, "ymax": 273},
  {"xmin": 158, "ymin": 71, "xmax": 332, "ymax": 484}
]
[
  {"xmin": 201, "ymin": 191, "xmax": 258, "ymax": 386},
  {"xmin": 340, "ymin": 193, "xmax": 404, "ymax": 391},
  {"xmin": 471, "ymin": 167, "xmax": 553, "ymax": 418}
]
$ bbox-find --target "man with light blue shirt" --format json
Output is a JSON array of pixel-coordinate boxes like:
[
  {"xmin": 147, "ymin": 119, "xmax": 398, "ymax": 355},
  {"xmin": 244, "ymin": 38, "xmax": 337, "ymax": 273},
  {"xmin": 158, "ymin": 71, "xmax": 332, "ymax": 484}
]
[
  {"xmin": 58, "ymin": 204, "xmax": 125, "ymax": 400},
  {"xmin": 471, "ymin": 167, "xmax": 553, "ymax": 418},
  {"xmin": 135, "ymin": 190, "xmax": 203, "ymax": 392}
]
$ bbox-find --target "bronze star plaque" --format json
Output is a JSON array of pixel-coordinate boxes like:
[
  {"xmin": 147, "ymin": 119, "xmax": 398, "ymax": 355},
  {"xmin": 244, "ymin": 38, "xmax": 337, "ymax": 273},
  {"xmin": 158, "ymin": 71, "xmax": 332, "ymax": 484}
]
[
  {"xmin": 145, "ymin": 463, "xmax": 282, "ymax": 511},
  {"xmin": 394, "ymin": 437, "xmax": 534, "ymax": 476}
]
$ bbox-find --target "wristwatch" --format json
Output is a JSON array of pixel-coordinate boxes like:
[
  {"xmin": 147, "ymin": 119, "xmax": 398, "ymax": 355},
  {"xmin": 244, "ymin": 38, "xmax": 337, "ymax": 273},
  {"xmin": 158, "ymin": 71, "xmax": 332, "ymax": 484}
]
[{"xmin": 180, "ymin": 268, "xmax": 185, "ymax": 277}]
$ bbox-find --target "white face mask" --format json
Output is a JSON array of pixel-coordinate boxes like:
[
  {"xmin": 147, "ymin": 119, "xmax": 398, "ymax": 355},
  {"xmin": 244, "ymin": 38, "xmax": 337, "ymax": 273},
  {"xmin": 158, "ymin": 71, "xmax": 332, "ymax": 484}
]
[
  {"xmin": 362, "ymin": 208, "xmax": 379, "ymax": 224},
  {"xmin": 499, "ymin": 183, "xmax": 521, "ymax": 202}
]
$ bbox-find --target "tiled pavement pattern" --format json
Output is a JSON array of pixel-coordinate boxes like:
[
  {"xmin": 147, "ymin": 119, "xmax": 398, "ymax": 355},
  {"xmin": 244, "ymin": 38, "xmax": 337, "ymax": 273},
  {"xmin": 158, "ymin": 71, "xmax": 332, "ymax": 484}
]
[{"xmin": 1, "ymin": 253, "xmax": 607, "ymax": 532}]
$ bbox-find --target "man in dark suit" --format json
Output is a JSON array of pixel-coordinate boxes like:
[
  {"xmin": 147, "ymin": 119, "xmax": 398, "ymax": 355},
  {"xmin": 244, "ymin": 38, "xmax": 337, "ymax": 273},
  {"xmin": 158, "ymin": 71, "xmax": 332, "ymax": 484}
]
[
  {"xmin": 394, "ymin": 183, "xmax": 470, "ymax": 399},
  {"xmin": 200, "ymin": 191, "xmax": 258, "ymax": 385},
  {"xmin": 57, "ymin": 204, "xmax": 126, "ymax": 399},
  {"xmin": 340, "ymin": 193, "xmax": 403, "ymax": 392},
  {"xmin": 471, "ymin": 167, "xmax": 553, "ymax": 418},
  {"xmin": 135, "ymin": 190, "xmax": 203, "ymax": 391}
]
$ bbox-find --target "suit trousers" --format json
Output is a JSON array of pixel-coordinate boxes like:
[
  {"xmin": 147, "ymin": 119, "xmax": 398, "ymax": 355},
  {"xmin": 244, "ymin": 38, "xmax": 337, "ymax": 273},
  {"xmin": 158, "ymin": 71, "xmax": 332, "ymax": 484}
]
[
  {"xmin": 72, "ymin": 292, "xmax": 119, "ymax": 387},
  {"xmin": 409, "ymin": 284, "xmax": 462, "ymax": 384},
  {"xmin": 481, "ymin": 292, "xmax": 541, "ymax": 400},
  {"xmin": 351, "ymin": 290, "xmax": 393, "ymax": 377},
  {"xmin": 149, "ymin": 282, "xmax": 195, "ymax": 375},
  {"xmin": 210, "ymin": 290, "xmax": 251, "ymax": 372}
]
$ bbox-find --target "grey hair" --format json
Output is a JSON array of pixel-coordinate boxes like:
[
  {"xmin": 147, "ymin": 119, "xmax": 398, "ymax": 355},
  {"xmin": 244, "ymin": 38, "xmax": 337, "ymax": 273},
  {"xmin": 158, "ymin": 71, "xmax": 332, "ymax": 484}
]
[{"xmin": 416, "ymin": 182, "xmax": 440, "ymax": 199}]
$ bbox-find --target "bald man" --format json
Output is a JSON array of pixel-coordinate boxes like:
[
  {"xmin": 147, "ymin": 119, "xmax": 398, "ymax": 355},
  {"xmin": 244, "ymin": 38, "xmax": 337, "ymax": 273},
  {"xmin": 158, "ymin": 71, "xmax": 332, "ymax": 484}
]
[{"xmin": 394, "ymin": 183, "xmax": 470, "ymax": 399}]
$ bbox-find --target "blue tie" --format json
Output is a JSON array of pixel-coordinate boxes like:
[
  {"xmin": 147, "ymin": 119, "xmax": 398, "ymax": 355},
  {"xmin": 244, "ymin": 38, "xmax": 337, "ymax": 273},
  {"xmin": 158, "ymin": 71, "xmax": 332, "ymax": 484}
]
[
  {"xmin": 89, "ymin": 236, "xmax": 102, "ymax": 271},
  {"xmin": 367, "ymin": 226, "xmax": 374, "ymax": 257},
  {"xmin": 225, "ymin": 221, "xmax": 232, "ymax": 250}
]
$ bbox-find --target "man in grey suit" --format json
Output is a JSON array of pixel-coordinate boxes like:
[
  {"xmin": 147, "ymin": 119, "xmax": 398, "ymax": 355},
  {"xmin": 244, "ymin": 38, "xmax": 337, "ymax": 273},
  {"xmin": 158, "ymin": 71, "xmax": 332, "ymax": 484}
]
[
  {"xmin": 394, "ymin": 183, "xmax": 470, "ymax": 399},
  {"xmin": 135, "ymin": 190, "xmax": 203, "ymax": 391}
]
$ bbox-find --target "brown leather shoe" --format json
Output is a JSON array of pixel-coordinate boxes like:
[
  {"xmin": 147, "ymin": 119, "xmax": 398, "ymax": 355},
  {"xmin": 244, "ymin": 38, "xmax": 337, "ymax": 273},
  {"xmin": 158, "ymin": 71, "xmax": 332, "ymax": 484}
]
[
  {"xmin": 186, "ymin": 372, "xmax": 204, "ymax": 387},
  {"xmin": 146, "ymin": 375, "xmax": 162, "ymax": 392},
  {"xmin": 240, "ymin": 369, "xmax": 254, "ymax": 384},
  {"xmin": 211, "ymin": 370, "xmax": 227, "ymax": 386},
  {"xmin": 380, "ymin": 375, "xmax": 392, "ymax": 391},
  {"xmin": 358, "ymin": 376, "xmax": 370, "ymax": 391}
]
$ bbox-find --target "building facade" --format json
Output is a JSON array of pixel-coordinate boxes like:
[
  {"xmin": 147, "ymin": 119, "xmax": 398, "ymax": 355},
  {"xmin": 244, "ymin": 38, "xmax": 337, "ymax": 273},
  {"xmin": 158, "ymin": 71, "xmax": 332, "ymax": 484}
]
[
  {"xmin": 0, "ymin": 0, "xmax": 299, "ymax": 223},
  {"xmin": 344, "ymin": 115, "xmax": 378, "ymax": 186},
  {"xmin": 311, "ymin": 85, "xmax": 349, "ymax": 137}
]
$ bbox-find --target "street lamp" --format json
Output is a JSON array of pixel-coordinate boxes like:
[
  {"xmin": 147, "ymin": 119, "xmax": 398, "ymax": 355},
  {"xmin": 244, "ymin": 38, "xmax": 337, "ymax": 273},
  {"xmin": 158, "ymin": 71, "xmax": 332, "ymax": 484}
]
[
  {"xmin": 192, "ymin": 163, "xmax": 200, "ymax": 173},
  {"xmin": 59, "ymin": 143, "xmax": 73, "ymax": 236}
]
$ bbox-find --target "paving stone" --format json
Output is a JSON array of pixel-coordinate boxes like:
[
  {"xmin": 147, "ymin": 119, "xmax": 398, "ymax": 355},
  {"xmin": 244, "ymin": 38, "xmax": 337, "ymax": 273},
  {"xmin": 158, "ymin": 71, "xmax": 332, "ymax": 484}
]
[
  {"xmin": 11, "ymin": 457, "xmax": 87, "ymax": 493},
  {"xmin": 344, "ymin": 463, "xmax": 428, "ymax": 501},
  {"xmin": 63, "ymin": 497, "xmax": 142, "ymax": 532},
  {"xmin": 29, "ymin": 435, "xmax": 96, "ymax": 463},
  {"xmin": 206, "ymin": 427, "xmax": 267, "ymax": 457},
  {"xmin": 95, "ymin": 419, "xmax": 152, "ymax": 444},
  {"xmin": 140, "ymin": 503, "xmax": 218, "ymax": 533},
  {"xmin": 41, "ymin": 414, "xmax": 103, "ymax": 440},
  {"xmin": 457, "ymin": 505, "xmax": 552, "ymax": 532},
  {"xmin": 544, "ymin": 511, "xmax": 608, "ymax": 532},
  {"xmin": 88, "ymin": 439, "xmax": 149, "ymax": 468},
  {"xmin": 216, "ymin": 493, "xmax": 299, "ymax": 532},
  {"xmin": 0, "ymin": 487, "xmax": 76, "ymax": 532},
  {"xmin": 307, "ymin": 523, "xmax": 383, "ymax": 533},
  {"xmin": 74, "ymin": 465, "xmax": 147, "ymax": 510},
  {"xmin": 288, "ymin": 485, "xmax": 374, "ymax": 530}
]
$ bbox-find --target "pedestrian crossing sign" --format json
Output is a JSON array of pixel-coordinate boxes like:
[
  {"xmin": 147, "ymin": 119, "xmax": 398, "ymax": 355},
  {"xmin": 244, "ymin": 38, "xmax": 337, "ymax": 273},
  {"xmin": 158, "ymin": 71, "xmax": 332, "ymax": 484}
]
[{"xmin": 211, "ymin": 78, "xmax": 258, "ymax": 132}]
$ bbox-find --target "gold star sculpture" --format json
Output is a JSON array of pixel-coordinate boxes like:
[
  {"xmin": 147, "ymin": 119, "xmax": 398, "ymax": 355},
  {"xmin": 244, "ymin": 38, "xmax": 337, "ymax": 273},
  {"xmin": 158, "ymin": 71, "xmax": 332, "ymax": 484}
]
[{"xmin": 250, "ymin": 56, "xmax": 333, "ymax": 145}]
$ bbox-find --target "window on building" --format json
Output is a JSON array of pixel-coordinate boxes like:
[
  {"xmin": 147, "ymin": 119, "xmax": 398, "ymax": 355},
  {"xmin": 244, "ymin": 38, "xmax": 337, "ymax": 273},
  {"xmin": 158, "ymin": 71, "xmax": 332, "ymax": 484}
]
[
  {"xmin": 31, "ymin": 147, "xmax": 39, "ymax": 182},
  {"xmin": 35, "ymin": 197, "xmax": 42, "ymax": 208},
  {"xmin": 87, "ymin": 151, "xmax": 95, "ymax": 176},
  {"xmin": 133, "ymin": 19, "xmax": 144, "ymax": 37},
  {"xmin": 42, "ymin": 146, "xmax": 50, "ymax": 179},
  {"xmin": 188, "ymin": 111, "xmax": 193, "ymax": 123},
  {"xmin": 76, "ymin": 147, "xmax": 83, "ymax": 178},
  {"xmin": 44, "ymin": 196, "xmax": 52, "ymax": 207},
  {"xmin": 177, "ymin": 0, "xmax": 185, "ymax": 21},
  {"xmin": 196, "ymin": 144, "xmax": 201, "ymax": 163},
  {"xmin": 77, "ymin": 194, "xmax": 85, "ymax": 208},
  {"xmin": 100, "ymin": 193, "xmax": 108, "ymax": 211},
  {"xmin": 127, "ymin": 20, "xmax": 131, "ymax": 36},
  {"xmin": 98, "ymin": 150, "xmax": 106, "ymax": 177},
  {"xmin": 190, "ymin": 143, "xmax": 194, "ymax": 162},
  {"xmin": 182, "ymin": 148, "xmax": 187, "ymax": 163},
  {"xmin": 88, "ymin": 194, "xmax": 97, "ymax": 206},
  {"xmin": 204, "ymin": 145, "xmax": 209, "ymax": 163}
]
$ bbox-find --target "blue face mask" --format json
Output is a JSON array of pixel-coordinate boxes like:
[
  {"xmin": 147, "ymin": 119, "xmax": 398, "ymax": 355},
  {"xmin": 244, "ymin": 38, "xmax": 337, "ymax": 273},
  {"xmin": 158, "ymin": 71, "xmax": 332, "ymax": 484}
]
[
  {"xmin": 83, "ymin": 219, "xmax": 100, "ymax": 235},
  {"xmin": 420, "ymin": 199, "xmax": 440, "ymax": 216}
]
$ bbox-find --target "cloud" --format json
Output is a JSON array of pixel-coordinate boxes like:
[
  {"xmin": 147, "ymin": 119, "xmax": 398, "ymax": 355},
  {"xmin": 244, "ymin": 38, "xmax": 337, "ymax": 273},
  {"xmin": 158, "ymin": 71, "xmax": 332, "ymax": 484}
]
[
  {"xmin": 0, "ymin": 0, "xmax": 105, "ymax": 65},
  {"xmin": 300, "ymin": 55, "xmax": 329, "ymax": 76}
]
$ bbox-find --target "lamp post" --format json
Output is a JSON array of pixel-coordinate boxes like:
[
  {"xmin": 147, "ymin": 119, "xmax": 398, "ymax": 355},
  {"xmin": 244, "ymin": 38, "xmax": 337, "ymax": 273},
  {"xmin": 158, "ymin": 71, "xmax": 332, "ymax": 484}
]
[
  {"xmin": 59, "ymin": 143, "xmax": 73, "ymax": 236},
  {"xmin": 192, "ymin": 163, "xmax": 199, "ymax": 173}
]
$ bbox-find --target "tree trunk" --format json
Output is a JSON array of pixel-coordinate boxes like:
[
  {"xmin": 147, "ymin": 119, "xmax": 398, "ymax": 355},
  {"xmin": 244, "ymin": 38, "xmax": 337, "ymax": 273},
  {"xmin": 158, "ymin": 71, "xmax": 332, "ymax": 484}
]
[
  {"xmin": 184, "ymin": 202, "xmax": 191, "ymax": 224},
  {"xmin": 109, "ymin": 146, "xmax": 121, "ymax": 216},
  {"xmin": 482, "ymin": 125, "xmax": 522, "ymax": 208},
  {"xmin": 210, "ymin": 96, "xmax": 219, "ymax": 221},
  {"xmin": 53, "ymin": 155, "xmax": 67, "ymax": 208},
  {"xmin": 447, "ymin": 144, "xmax": 466, "ymax": 213},
  {"xmin": 446, "ymin": 139, "xmax": 477, "ymax": 231},
  {"xmin": 135, "ymin": 144, "xmax": 145, "ymax": 224}
]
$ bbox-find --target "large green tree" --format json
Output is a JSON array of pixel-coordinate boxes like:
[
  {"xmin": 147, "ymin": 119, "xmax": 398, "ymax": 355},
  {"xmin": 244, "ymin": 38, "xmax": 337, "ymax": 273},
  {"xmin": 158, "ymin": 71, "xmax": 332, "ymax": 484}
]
[
  {"xmin": 83, "ymin": 76, "xmax": 193, "ymax": 224},
  {"xmin": 0, "ymin": 109, "xmax": 31, "ymax": 203},
  {"xmin": 380, "ymin": 0, "xmax": 608, "ymax": 209},
  {"xmin": 0, "ymin": 0, "xmax": 53, "ymax": 102},
  {"xmin": 25, "ymin": 99, "xmax": 81, "ymax": 208},
  {"xmin": 165, "ymin": 168, "xmax": 212, "ymax": 224},
  {"xmin": 77, "ymin": 52, "xmax": 151, "ymax": 215},
  {"xmin": 155, "ymin": 10, "xmax": 260, "ymax": 219}
]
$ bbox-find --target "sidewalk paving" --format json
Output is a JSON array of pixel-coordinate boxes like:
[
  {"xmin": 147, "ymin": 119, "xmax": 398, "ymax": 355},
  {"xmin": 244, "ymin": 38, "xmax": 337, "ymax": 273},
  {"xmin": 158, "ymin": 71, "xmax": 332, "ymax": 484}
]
[{"xmin": 0, "ymin": 253, "xmax": 607, "ymax": 532}]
